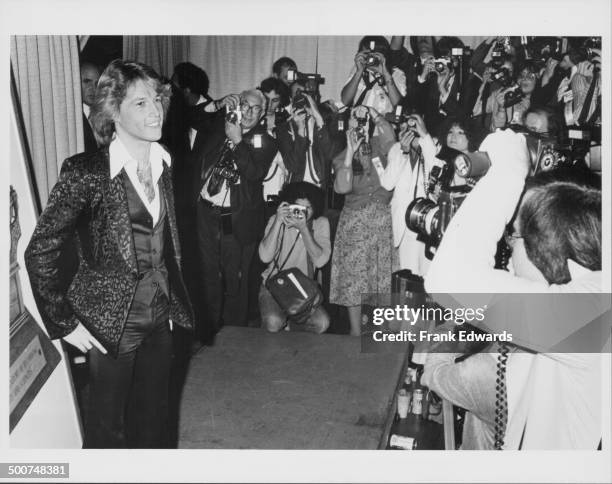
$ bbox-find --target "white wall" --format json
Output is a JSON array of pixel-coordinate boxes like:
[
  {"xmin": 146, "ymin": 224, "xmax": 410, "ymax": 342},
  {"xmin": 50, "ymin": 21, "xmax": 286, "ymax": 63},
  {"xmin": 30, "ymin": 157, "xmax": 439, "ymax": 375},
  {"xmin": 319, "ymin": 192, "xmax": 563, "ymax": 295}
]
[
  {"xmin": 8, "ymin": 94, "xmax": 82, "ymax": 449},
  {"xmin": 187, "ymin": 36, "xmax": 488, "ymax": 102}
]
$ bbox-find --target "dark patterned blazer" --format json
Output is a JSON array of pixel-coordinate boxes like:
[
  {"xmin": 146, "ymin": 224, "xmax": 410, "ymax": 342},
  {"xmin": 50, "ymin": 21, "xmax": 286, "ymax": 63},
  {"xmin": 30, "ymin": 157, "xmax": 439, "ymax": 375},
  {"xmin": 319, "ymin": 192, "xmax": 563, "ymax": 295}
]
[{"xmin": 25, "ymin": 148, "xmax": 194, "ymax": 357}]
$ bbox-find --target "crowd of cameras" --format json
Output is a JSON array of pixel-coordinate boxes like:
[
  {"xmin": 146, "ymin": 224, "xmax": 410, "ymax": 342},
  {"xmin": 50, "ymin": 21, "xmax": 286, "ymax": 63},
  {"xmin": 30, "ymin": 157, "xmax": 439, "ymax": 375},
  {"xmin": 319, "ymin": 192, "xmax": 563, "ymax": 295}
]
[
  {"xmin": 182, "ymin": 36, "xmax": 602, "ymax": 265},
  {"xmin": 395, "ymin": 36, "xmax": 601, "ymax": 258}
]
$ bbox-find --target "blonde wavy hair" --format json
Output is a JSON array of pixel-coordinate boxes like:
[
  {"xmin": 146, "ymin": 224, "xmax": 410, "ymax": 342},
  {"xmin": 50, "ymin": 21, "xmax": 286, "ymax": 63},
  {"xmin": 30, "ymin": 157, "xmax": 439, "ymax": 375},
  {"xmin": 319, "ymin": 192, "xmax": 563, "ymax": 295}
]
[{"xmin": 89, "ymin": 59, "xmax": 172, "ymax": 147}]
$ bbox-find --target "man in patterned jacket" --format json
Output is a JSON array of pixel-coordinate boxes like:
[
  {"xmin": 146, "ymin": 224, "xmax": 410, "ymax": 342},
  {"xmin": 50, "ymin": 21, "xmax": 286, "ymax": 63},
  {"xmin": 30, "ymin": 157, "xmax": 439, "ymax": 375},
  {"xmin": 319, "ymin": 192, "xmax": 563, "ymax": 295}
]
[{"xmin": 25, "ymin": 59, "xmax": 193, "ymax": 448}]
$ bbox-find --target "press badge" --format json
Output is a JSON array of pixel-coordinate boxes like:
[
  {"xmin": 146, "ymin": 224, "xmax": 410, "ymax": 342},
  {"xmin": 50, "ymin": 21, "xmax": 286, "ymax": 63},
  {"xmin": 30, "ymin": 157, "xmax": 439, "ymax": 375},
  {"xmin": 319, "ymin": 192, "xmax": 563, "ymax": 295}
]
[
  {"xmin": 253, "ymin": 134, "xmax": 262, "ymax": 148},
  {"xmin": 338, "ymin": 119, "xmax": 344, "ymax": 131}
]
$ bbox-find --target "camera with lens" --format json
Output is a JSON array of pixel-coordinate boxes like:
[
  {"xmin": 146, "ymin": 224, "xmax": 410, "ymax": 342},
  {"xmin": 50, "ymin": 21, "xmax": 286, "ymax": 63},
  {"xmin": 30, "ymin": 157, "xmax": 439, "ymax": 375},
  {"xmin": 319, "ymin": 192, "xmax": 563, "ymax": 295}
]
[
  {"xmin": 404, "ymin": 125, "xmax": 583, "ymax": 260},
  {"xmin": 353, "ymin": 105, "xmax": 370, "ymax": 140},
  {"xmin": 207, "ymin": 145, "xmax": 240, "ymax": 195},
  {"xmin": 521, "ymin": 36, "xmax": 563, "ymax": 68},
  {"xmin": 434, "ymin": 57, "xmax": 451, "ymax": 72},
  {"xmin": 274, "ymin": 107, "xmax": 291, "ymax": 126},
  {"xmin": 288, "ymin": 204, "xmax": 307, "ymax": 219},
  {"xmin": 580, "ymin": 37, "xmax": 602, "ymax": 65},
  {"xmin": 452, "ymin": 127, "xmax": 576, "ymax": 180},
  {"xmin": 491, "ymin": 37, "xmax": 512, "ymax": 67},
  {"xmin": 292, "ymin": 92, "xmax": 309, "ymax": 111},
  {"xmin": 288, "ymin": 71, "xmax": 325, "ymax": 102},
  {"xmin": 365, "ymin": 54, "xmax": 380, "ymax": 68},
  {"xmin": 491, "ymin": 66, "xmax": 513, "ymax": 88},
  {"xmin": 503, "ymin": 85, "xmax": 524, "ymax": 108},
  {"xmin": 225, "ymin": 106, "xmax": 242, "ymax": 125},
  {"xmin": 213, "ymin": 154, "xmax": 239, "ymax": 185}
]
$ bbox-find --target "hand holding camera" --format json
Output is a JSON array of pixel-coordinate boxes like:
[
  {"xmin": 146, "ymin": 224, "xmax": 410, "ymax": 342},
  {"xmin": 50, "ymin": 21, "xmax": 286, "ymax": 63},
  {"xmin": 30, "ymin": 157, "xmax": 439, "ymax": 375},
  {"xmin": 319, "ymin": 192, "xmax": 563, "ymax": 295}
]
[
  {"xmin": 225, "ymin": 115, "xmax": 243, "ymax": 145},
  {"xmin": 285, "ymin": 204, "xmax": 308, "ymax": 230},
  {"xmin": 407, "ymin": 113, "xmax": 428, "ymax": 138},
  {"xmin": 542, "ymin": 57, "xmax": 559, "ymax": 80},
  {"xmin": 355, "ymin": 52, "xmax": 367, "ymax": 73},
  {"xmin": 577, "ymin": 58, "xmax": 597, "ymax": 79},
  {"xmin": 399, "ymin": 129, "xmax": 417, "ymax": 153},
  {"xmin": 276, "ymin": 201, "xmax": 293, "ymax": 226},
  {"xmin": 421, "ymin": 56, "xmax": 436, "ymax": 78},
  {"xmin": 346, "ymin": 128, "xmax": 365, "ymax": 162},
  {"xmin": 219, "ymin": 93, "xmax": 240, "ymax": 112}
]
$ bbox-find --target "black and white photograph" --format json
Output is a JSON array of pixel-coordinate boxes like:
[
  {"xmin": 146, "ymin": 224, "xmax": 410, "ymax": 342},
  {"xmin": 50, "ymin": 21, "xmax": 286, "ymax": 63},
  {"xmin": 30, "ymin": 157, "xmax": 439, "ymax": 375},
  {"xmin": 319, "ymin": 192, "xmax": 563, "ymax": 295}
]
[{"xmin": 2, "ymin": 0, "xmax": 611, "ymax": 482}]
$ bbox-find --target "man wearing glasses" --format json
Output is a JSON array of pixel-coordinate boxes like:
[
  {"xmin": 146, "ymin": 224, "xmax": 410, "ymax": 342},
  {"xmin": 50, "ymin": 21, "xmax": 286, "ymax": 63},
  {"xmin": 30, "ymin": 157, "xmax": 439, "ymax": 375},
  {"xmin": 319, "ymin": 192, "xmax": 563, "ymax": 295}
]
[{"xmin": 195, "ymin": 89, "xmax": 278, "ymax": 345}]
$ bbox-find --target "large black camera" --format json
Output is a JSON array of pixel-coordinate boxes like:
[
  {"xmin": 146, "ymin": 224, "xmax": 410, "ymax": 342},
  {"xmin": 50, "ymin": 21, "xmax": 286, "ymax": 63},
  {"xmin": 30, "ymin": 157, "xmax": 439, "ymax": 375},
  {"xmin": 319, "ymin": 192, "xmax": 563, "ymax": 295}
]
[
  {"xmin": 503, "ymin": 85, "xmax": 524, "ymax": 108},
  {"xmin": 491, "ymin": 37, "xmax": 513, "ymax": 67},
  {"xmin": 405, "ymin": 127, "xmax": 581, "ymax": 260},
  {"xmin": 274, "ymin": 107, "xmax": 291, "ymax": 126},
  {"xmin": 353, "ymin": 105, "xmax": 370, "ymax": 142},
  {"xmin": 287, "ymin": 70, "xmax": 325, "ymax": 100},
  {"xmin": 208, "ymin": 145, "xmax": 240, "ymax": 194},
  {"xmin": 292, "ymin": 92, "xmax": 309, "ymax": 111},
  {"xmin": 491, "ymin": 66, "xmax": 513, "ymax": 88},
  {"xmin": 521, "ymin": 36, "xmax": 563, "ymax": 67}
]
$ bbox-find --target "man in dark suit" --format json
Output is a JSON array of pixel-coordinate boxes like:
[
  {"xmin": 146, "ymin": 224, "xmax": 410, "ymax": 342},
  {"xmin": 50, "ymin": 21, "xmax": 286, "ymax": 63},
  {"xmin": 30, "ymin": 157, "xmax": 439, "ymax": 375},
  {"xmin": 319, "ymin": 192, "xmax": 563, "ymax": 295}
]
[
  {"xmin": 80, "ymin": 61, "xmax": 100, "ymax": 153},
  {"xmin": 194, "ymin": 89, "xmax": 277, "ymax": 343},
  {"xmin": 25, "ymin": 60, "xmax": 193, "ymax": 448},
  {"xmin": 164, "ymin": 62, "xmax": 214, "ymax": 345}
]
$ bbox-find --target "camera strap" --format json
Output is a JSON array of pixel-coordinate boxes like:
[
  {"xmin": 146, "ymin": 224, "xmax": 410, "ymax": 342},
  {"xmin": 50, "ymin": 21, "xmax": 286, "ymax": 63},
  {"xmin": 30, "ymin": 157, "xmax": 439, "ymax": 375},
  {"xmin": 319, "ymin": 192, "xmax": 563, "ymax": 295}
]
[
  {"xmin": 305, "ymin": 118, "xmax": 321, "ymax": 185},
  {"xmin": 266, "ymin": 224, "xmax": 301, "ymax": 283},
  {"xmin": 577, "ymin": 69, "xmax": 599, "ymax": 126},
  {"xmin": 355, "ymin": 73, "xmax": 377, "ymax": 106}
]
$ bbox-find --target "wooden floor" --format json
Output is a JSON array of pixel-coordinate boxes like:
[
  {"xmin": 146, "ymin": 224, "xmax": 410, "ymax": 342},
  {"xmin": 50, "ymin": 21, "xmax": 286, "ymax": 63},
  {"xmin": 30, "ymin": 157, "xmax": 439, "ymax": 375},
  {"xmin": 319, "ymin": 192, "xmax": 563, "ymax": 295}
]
[{"xmin": 178, "ymin": 326, "xmax": 406, "ymax": 449}]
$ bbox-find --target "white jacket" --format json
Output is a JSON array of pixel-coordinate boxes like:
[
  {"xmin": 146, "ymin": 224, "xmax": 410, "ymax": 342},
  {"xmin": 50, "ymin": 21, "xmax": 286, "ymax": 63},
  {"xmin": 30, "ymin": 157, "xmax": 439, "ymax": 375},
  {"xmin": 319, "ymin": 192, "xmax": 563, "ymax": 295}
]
[
  {"xmin": 425, "ymin": 130, "xmax": 609, "ymax": 449},
  {"xmin": 380, "ymin": 135, "xmax": 438, "ymax": 276}
]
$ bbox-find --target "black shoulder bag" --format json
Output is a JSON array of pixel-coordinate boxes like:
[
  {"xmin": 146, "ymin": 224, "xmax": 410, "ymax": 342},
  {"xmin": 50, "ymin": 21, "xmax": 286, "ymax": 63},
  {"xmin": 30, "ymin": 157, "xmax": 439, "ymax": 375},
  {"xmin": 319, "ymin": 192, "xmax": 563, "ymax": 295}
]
[{"xmin": 264, "ymin": 225, "xmax": 323, "ymax": 323}]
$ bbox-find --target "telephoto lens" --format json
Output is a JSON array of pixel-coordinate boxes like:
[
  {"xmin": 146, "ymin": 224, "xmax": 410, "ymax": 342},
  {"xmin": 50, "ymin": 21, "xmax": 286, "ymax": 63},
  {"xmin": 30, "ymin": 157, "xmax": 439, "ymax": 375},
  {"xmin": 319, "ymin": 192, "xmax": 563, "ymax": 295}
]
[{"xmin": 405, "ymin": 197, "xmax": 440, "ymax": 239}]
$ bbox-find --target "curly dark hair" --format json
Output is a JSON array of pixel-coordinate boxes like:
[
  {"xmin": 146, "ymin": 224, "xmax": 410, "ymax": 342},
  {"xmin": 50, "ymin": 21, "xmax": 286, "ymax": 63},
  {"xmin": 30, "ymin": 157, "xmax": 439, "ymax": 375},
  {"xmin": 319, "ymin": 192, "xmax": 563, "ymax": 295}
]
[
  {"xmin": 259, "ymin": 77, "xmax": 291, "ymax": 108},
  {"xmin": 173, "ymin": 62, "xmax": 210, "ymax": 97},
  {"xmin": 438, "ymin": 116, "xmax": 484, "ymax": 152},
  {"xmin": 279, "ymin": 182, "xmax": 325, "ymax": 219},
  {"xmin": 90, "ymin": 59, "xmax": 171, "ymax": 147},
  {"xmin": 272, "ymin": 57, "xmax": 297, "ymax": 76}
]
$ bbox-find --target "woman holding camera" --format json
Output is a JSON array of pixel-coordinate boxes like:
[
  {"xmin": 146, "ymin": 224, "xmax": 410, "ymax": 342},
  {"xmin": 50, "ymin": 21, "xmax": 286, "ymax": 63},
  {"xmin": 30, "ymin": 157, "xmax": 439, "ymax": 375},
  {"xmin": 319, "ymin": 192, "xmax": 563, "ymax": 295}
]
[
  {"xmin": 490, "ymin": 62, "xmax": 540, "ymax": 131},
  {"xmin": 329, "ymin": 106, "xmax": 396, "ymax": 336},
  {"xmin": 379, "ymin": 113, "xmax": 438, "ymax": 276},
  {"xmin": 258, "ymin": 182, "xmax": 331, "ymax": 333},
  {"xmin": 341, "ymin": 36, "xmax": 406, "ymax": 115}
]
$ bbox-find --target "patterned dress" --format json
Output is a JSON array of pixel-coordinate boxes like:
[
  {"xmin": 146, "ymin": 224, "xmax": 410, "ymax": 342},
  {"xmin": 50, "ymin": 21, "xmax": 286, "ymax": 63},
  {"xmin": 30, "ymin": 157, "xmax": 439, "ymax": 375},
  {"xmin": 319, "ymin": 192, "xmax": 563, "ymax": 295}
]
[{"xmin": 329, "ymin": 138, "xmax": 394, "ymax": 306}]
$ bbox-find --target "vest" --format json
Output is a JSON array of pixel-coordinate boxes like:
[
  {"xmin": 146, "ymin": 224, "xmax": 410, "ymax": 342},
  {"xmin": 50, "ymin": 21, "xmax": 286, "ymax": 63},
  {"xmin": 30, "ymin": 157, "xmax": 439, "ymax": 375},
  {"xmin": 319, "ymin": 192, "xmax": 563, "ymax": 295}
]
[{"xmin": 122, "ymin": 172, "xmax": 170, "ymax": 307}]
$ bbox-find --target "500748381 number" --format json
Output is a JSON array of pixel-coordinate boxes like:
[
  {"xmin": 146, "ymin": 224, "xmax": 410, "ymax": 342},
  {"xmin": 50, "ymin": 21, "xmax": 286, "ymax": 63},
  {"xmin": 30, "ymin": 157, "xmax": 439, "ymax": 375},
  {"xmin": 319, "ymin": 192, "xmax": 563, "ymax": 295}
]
[{"xmin": 1, "ymin": 463, "xmax": 69, "ymax": 478}]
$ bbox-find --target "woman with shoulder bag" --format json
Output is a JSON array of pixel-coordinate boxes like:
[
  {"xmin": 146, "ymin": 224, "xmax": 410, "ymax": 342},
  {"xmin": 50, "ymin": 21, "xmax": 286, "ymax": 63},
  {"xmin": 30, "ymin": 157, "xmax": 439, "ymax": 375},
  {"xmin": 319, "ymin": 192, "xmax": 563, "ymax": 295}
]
[{"xmin": 258, "ymin": 182, "xmax": 331, "ymax": 333}]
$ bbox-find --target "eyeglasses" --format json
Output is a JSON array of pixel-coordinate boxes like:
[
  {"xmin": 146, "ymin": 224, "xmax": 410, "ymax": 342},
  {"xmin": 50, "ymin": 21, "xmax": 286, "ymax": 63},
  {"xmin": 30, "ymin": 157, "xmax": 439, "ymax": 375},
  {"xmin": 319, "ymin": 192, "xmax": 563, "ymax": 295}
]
[
  {"xmin": 240, "ymin": 101, "xmax": 263, "ymax": 115},
  {"xmin": 518, "ymin": 72, "xmax": 537, "ymax": 81}
]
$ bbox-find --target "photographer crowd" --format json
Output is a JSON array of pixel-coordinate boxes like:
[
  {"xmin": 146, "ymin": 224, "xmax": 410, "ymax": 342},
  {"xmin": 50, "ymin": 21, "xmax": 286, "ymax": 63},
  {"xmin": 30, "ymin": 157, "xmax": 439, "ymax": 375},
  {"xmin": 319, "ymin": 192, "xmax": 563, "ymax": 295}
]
[{"xmin": 25, "ymin": 35, "xmax": 605, "ymax": 450}]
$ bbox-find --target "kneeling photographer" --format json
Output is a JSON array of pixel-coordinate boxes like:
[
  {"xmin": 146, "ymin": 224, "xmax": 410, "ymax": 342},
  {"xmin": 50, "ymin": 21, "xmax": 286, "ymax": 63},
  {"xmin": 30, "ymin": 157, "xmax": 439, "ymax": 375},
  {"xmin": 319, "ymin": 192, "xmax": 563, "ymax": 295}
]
[
  {"xmin": 258, "ymin": 182, "xmax": 331, "ymax": 334},
  {"xmin": 421, "ymin": 129, "xmax": 603, "ymax": 449}
]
